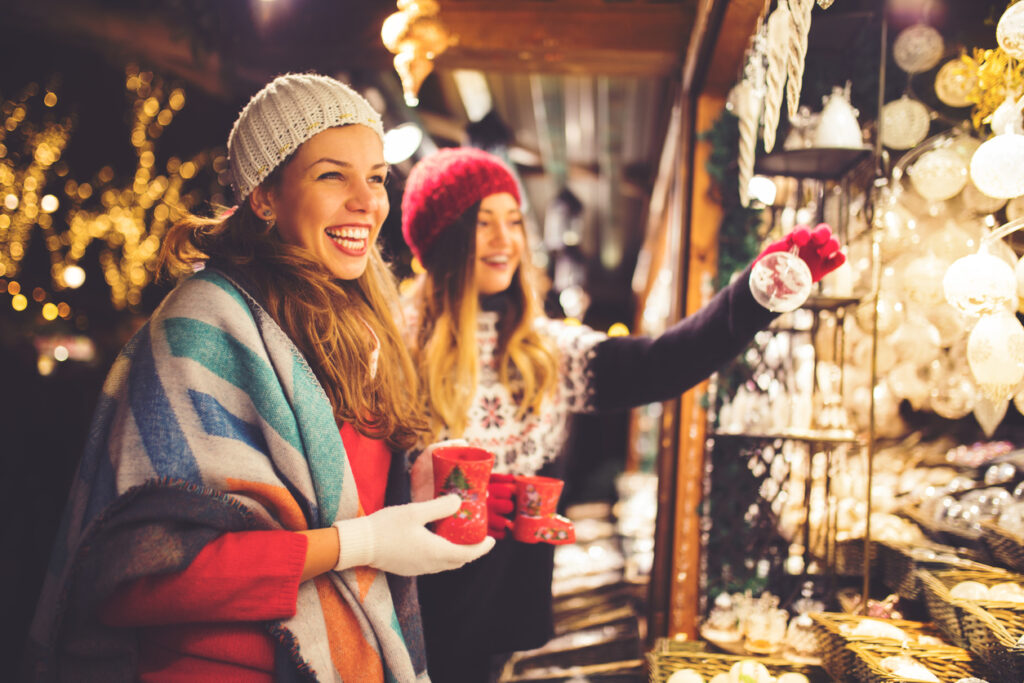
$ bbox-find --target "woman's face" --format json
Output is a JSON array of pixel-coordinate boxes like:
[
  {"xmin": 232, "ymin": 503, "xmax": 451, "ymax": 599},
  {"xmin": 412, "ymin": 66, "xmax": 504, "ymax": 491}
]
[
  {"xmin": 474, "ymin": 192, "xmax": 524, "ymax": 296},
  {"xmin": 254, "ymin": 124, "xmax": 389, "ymax": 281}
]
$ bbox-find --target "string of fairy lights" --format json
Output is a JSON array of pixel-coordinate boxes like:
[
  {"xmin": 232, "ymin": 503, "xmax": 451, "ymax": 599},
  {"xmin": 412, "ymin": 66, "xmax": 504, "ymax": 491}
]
[{"xmin": 0, "ymin": 65, "xmax": 223, "ymax": 325}]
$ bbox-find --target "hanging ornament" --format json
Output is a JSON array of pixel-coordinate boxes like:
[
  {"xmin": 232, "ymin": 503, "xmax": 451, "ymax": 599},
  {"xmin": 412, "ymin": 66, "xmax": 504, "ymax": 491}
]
[
  {"xmin": 893, "ymin": 24, "xmax": 944, "ymax": 74},
  {"xmin": 967, "ymin": 311, "xmax": 1024, "ymax": 403},
  {"xmin": 930, "ymin": 372, "xmax": 977, "ymax": 420},
  {"xmin": 934, "ymin": 58, "xmax": 976, "ymax": 108},
  {"xmin": 1017, "ymin": 254, "xmax": 1024, "ymax": 313},
  {"xmin": 737, "ymin": 23, "xmax": 768, "ymax": 208},
  {"xmin": 908, "ymin": 148, "xmax": 968, "ymax": 202},
  {"xmin": 997, "ymin": 1, "xmax": 1024, "ymax": 60},
  {"xmin": 989, "ymin": 91, "xmax": 1024, "ymax": 135},
  {"xmin": 879, "ymin": 95, "xmax": 931, "ymax": 150},
  {"xmin": 785, "ymin": 0, "xmax": 814, "ymax": 119},
  {"xmin": 1008, "ymin": 196, "xmax": 1024, "ymax": 221},
  {"xmin": 974, "ymin": 395, "xmax": 1009, "ymax": 438},
  {"xmin": 762, "ymin": 4, "xmax": 791, "ymax": 153},
  {"xmin": 943, "ymin": 248, "xmax": 1017, "ymax": 317},
  {"xmin": 381, "ymin": 0, "xmax": 455, "ymax": 107},
  {"xmin": 816, "ymin": 0, "xmax": 835, "ymax": 7},
  {"xmin": 970, "ymin": 134, "xmax": 1024, "ymax": 199},
  {"xmin": 814, "ymin": 84, "xmax": 863, "ymax": 147},
  {"xmin": 961, "ymin": 179, "xmax": 1008, "ymax": 215}
]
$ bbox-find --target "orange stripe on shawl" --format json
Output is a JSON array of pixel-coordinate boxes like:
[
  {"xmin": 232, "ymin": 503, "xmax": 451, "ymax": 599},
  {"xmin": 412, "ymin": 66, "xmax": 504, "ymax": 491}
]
[
  {"xmin": 225, "ymin": 478, "xmax": 308, "ymax": 531},
  {"xmin": 314, "ymin": 575, "xmax": 384, "ymax": 682}
]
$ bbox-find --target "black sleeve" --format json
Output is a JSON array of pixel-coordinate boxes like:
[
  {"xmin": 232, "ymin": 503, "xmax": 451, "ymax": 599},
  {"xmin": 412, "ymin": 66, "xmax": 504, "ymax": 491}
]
[{"xmin": 590, "ymin": 263, "xmax": 778, "ymax": 412}]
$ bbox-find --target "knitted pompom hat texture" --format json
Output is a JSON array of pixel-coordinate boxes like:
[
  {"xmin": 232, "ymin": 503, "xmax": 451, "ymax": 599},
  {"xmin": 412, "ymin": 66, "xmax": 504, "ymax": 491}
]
[
  {"xmin": 401, "ymin": 147, "xmax": 521, "ymax": 261},
  {"xmin": 227, "ymin": 73, "xmax": 385, "ymax": 199}
]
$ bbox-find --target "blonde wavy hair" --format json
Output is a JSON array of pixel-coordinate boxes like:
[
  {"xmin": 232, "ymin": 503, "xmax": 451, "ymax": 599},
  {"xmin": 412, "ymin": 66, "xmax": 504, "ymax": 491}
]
[
  {"xmin": 160, "ymin": 173, "xmax": 428, "ymax": 451},
  {"xmin": 406, "ymin": 203, "xmax": 558, "ymax": 444}
]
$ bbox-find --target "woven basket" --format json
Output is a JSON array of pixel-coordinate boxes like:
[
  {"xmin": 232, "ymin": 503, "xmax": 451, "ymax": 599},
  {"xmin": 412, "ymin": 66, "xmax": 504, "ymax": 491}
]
[
  {"xmin": 901, "ymin": 505, "xmax": 991, "ymax": 563},
  {"xmin": 981, "ymin": 519, "xmax": 1024, "ymax": 574},
  {"xmin": 646, "ymin": 638, "xmax": 828, "ymax": 683},
  {"xmin": 917, "ymin": 566, "xmax": 1024, "ymax": 648},
  {"xmin": 876, "ymin": 540, "xmax": 989, "ymax": 600},
  {"xmin": 846, "ymin": 642, "xmax": 988, "ymax": 683},
  {"xmin": 809, "ymin": 613, "xmax": 953, "ymax": 683},
  {"xmin": 958, "ymin": 602, "xmax": 1024, "ymax": 682}
]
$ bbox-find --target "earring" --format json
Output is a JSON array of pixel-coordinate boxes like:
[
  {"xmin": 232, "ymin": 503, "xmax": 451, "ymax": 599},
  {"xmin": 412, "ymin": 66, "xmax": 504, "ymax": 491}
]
[{"xmin": 263, "ymin": 210, "xmax": 272, "ymax": 217}]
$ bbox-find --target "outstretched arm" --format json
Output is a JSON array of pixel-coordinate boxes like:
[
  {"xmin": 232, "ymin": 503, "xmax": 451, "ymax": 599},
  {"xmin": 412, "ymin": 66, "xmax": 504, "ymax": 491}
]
[{"xmin": 590, "ymin": 224, "xmax": 844, "ymax": 412}]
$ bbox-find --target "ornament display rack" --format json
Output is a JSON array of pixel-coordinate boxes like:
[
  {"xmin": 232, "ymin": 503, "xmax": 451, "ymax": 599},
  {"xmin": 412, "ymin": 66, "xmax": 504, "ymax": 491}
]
[{"xmin": 703, "ymin": 141, "xmax": 876, "ymax": 620}]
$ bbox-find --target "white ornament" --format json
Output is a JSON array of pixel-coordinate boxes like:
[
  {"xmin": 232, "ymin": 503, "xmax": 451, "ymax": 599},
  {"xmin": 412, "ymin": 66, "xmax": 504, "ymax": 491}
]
[
  {"xmin": 967, "ymin": 311, "xmax": 1024, "ymax": 402},
  {"xmin": 893, "ymin": 24, "xmax": 944, "ymax": 74},
  {"xmin": 975, "ymin": 394, "xmax": 1010, "ymax": 438},
  {"xmin": 785, "ymin": 0, "xmax": 814, "ymax": 119},
  {"xmin": 934, "ymin": 59, "xmax": 976, "ymax": 108},
  {"xmin": 943, "ymin": 250, "xmax": 1017, "ymax": 317},
  {"xmin": 970, "ymin": 134, "xmax": 1024, "ymax": 199},
  {"xmin": 880, "ymin": 95, "xmax": 930, "ymax": 150},
  {"xmin": 762, "ymin": 5, "xmax": 792, "ymax": 152},
  {"xmin": 998, "ymin": 1, "xmax": 1024, "ymax": 60},
  {"xmin": 814, "ymin": 85, "xmax": 862, "ymax": 147},
  {"xmin": 909, "ymin": 148, "xmax": 967, "ymax": 202},
  {"xmin": 961, "ymin": 179, "xmax": 1008, "ymax": 215}
]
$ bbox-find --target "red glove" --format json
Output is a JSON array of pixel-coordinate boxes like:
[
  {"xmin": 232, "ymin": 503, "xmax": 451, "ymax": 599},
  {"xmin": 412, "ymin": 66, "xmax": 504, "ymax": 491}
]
[
  {"xmin": 487, "ymin": 473, "xmax": 516, "ymax": 539},
  {"xmin": 754, "ymin": 224, "xmax": 846, "ymax": 283}
]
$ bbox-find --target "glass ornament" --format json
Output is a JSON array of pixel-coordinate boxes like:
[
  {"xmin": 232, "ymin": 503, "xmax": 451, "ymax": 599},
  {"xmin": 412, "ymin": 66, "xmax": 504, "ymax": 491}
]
[
  {"xmin": 1017, "ymin": 255, "xmax": 1024, "ymax": 313},
  {"xmin": 853, "ymin": 334, "xmax": 898, "ymax": 375},
  {"xmin": 961, "ymin": 179, "xmax": 1008, "ymax": 215},
  {"xmin": 893, "ymin": 24, "xmax": 944, "ymax": 74},
  {"xmin": 880, "ymin": 96, "xmax": 931, "ymax": 150},
  {"xmin": 943, "ymin": 250, "xmax": 1017, "ymax": 317},
  {"xmin": 967, "ymin": 311, "xmax": 1024, "ymax": 402},
  {"xmin": 930, "ymin": 372, "xmax": 977, "ymax": 420},
  {"xmin": 901, "ymin": 254, "xmax": 950, "ymax": 306},
  {"xmin": 926, "ymin": 303, "xmax": 968, "ymax": 347},
  {"xmin": 749, "ymin": 247, "xmax": 813, "ymax": 312},
  {"xmin": 974, "ymin": 395, "xmax": 1010, "ymax": 438},
  {"xmin": 909, "ymin": 148, "xmax": 968, "ymax": 202},
  {"xmin": 891, "ymin": 316, "xmax": 942, "ymax": 366},
  {"xmin": 998, "ymin": 1, "xmax": 1024, "ymax": 60},
  {"xmin": 990, "ymin": 92, "xmax": 1024, "ymax": 136},
  {"xmin": 888, "ymin": 361, "xmax": 931, "ymax": 410},
  {"xmin": 934, "ymin": 59, "xmax": 976, "ymax": 108},
  {"xmin": 969, "ymin": 134, "xmax": 1024, "ymax": 199},
  {"xmin": 1009, "ymin": 197, "xmax": 1024, "ymax": 223},
  {"xmin": 855, "ymin": 293, "xmax": 905, "ymax": 336}
]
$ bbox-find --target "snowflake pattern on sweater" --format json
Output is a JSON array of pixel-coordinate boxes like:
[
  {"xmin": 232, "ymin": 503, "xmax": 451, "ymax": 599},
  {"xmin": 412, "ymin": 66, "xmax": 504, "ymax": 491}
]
[{"xmin": 455, "ymin": 311, "xmax": 606, "ymax": 476}]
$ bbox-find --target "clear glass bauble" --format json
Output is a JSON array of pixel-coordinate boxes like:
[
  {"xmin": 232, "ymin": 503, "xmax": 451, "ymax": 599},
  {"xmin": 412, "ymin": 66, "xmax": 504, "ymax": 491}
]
[
  {"xmin": 990, "ymin": 92, "xmax": 1024, "ymax": 136},
  {"xmin": 890, "ymin": 315, "xmax": 942, "ymax": 367},
  {"xmin": 967, "ymin": 311, "xmax": 1024, "ymax": 403},
  {"xmin": 749, "ymin": 250, "xmax": 813, "ymax": 313},
  {"xmin": 893, "ymin": 23, "xmax": 944, "ymax": 74},
  {"xmin": 998, "ymin": 1, "xmax": 1024, "ymax": 60},
  {"xmin": 880, "ymin": 96, "xmax": 931, "ymax": 150},
  {"xmin": 925, "ymin": 302, "xmax": 968, "ymax": 347},
  {"xmin": 961, "ymin": 179, "xmax": 1008, "ymax": 215},
  {"xmin": 900, "ymin": 254, "xmax": 950, "ymax": 306},
  {"xmin": 943, "ymin": 250, "xmax": 1018, "ymax": 317},
  {"xmin": 930, "ymin": 372, "xmax": 977, "ymax": 420},
  {"xmin": 909, "ymin": 148, "xmax": 969, "ymax": 202},
  {"xmin": 934, "ymin": 59, "xmax": 976, "ymax": 108},
  {"xmin": 855, "ymin": 293, "xmax": 905, "ymax": 336},
  {"xmin": 888, "ymin": 361, "xmax": 931, "ymax": 411},
  {"xmin": 969, "ymin": 134, "xmax": 1024, "ymax": 199}
]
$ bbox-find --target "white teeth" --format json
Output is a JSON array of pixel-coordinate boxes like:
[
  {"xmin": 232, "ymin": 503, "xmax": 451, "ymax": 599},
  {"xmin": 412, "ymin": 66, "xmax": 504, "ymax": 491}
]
[
  {"xmin": 483, "ymin": 255, "xmax": 509, "ymax": 264},
  {"xmin": 325, "ymin": 226, "xmax": 370, "ymax": 239}
]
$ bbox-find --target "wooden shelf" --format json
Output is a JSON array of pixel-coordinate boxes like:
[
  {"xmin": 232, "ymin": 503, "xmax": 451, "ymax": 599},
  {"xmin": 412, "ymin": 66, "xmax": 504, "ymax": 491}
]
[
  {"xmin": 755, "ymin": 147, "xmax": 873, "ymax": 181},
  {"xmin": 709, "ymin": 428, "xmax": 861, "ymax": 445}
]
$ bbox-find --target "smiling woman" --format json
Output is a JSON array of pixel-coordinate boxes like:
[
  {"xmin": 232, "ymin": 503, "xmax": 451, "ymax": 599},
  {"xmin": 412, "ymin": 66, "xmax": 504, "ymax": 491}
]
[{"xmin": 26, "ymin": 73, "xmax": 494, "ymax": 682}]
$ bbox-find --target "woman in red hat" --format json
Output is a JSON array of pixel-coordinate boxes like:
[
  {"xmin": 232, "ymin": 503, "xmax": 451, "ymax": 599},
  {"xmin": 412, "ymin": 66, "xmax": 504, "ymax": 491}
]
[{"xmin": 400, "ymin": 146, "xmax": 846, "ymax": 681}]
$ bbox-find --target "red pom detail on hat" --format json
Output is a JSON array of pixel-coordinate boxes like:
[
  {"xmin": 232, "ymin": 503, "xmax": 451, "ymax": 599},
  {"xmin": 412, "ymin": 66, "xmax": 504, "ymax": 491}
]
[{"xmin": 402, "ymin": 147, "xmax": 521, "ymax": 261}]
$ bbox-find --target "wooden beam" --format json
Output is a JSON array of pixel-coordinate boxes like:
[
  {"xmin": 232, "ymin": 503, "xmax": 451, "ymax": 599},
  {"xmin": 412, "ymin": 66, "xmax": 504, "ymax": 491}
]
[{"xmin": 436, "ymin": 0, "xmax": 698, "ymax": 76}]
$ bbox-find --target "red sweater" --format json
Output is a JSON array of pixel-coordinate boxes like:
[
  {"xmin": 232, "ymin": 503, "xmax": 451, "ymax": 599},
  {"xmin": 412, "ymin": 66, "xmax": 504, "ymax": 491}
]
[{"xmin": 100, "ymin": 424, "xmax": 391, "ymax": 681}]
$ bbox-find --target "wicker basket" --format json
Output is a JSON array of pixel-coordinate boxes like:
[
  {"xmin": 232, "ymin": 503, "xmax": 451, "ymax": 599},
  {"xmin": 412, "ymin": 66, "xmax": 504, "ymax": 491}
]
[
  {"xmin": 981, "ymin": 519, "xmax": 1024, "ymax": 574},
  {"xmin": 877, "ymin": 540, "xmax": 990, "ymax": 600},
  {"xmin": 646, "ymin": 638, "xmax": 828, "ymax": 683},
  {"xmin": 900, "ymin": 505, "xmax": 992, "ymax": 563},
  {"xmin": 809, "ymin": 613, "xmax": 954, "ymax": 683},
  {"xmin": 916, "ymin": 566, "xmax": 1024, "ymax": 647},
  {"xmin": 846, "ymin": 642, "xmax": 989, "ymax": 682},
  {"xmin": 958, "ymin": 602, "xmax": 1024, "ymax": 682}
]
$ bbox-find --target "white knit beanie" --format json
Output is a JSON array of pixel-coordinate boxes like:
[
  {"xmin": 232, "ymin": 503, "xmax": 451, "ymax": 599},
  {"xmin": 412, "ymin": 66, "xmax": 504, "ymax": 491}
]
[{"xmin": 227, "ymin": 73, "xmax": 385, "ymax": 199}]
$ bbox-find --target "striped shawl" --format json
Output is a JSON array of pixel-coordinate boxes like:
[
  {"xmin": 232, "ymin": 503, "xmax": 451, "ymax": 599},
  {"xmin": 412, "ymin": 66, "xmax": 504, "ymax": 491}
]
[{"xmin": 26, "ymin": 268, "xmax": 428, "ymax": 682}]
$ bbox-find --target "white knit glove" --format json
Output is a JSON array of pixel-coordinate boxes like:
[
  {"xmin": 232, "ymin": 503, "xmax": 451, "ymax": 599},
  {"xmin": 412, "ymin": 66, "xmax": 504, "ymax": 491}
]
[{"xmin": 333, "ymin": 494, "xmax": 495, "ymax": 576}]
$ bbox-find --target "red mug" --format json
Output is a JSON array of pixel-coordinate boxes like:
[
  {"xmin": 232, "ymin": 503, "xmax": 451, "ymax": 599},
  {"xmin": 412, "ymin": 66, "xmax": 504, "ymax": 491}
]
[
  {"xmin": 512, "ymin": 475, "xmax": 575, "ymax": 545},
  {"xmin": 431, "ymin": 446, "xmax": 495, "ymax": 544}
]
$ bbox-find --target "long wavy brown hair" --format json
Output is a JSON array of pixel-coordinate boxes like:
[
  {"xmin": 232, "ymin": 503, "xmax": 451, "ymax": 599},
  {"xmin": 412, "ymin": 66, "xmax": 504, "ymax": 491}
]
[
  {"xmin": 406, "ymin": 202, "xmax": 558, "ymax": 444},
  {"xmin": 160, "ymin": 168, "xmax": 428, "ymax": 450}
]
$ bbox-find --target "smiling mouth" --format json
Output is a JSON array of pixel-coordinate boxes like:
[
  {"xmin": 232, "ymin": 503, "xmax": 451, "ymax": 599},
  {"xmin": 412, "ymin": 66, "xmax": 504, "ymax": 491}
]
[
  {"xmin": 481, "ymin": 255, "xmax": 511, "ymax": 266},
  {"xmin": 325, "ymin": 226, "xmax": 370, "ymax": 254}
]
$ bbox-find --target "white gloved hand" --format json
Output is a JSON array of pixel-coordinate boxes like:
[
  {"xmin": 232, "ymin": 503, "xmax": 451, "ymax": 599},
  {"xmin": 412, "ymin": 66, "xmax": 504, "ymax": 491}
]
[
  {"xmin": 333, "ymin": 494, "xmax": 495, "ymax": 576},
  {"xmin": 410, "ymin": 438, "xmax": 469, "ymax": 503}
]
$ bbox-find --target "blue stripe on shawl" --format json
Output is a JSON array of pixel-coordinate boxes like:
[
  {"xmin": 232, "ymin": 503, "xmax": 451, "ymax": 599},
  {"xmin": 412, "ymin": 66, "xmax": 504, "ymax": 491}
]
[
  {"xmin": 289, "ymin": 354, "xmax": 345, "ymax": 524},
  {"xmin": 163, "ymin": 317, "xmax": 304, "ymax": 453},
  {"xmin": 129, "ymin": 324, "xmax": 202, "ymax": 481},
  {"xmin": 78, "ymin": 392, "xmax": 120, "ymax": 526},
  {"xmin": 188, "ymin": 388, "xmax": 269, "ymax": 454}
]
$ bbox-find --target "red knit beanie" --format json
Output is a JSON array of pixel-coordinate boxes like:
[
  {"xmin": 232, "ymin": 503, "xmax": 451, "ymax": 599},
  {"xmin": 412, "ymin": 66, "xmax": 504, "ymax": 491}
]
[{"xmin": 402, "ymin": 147, "xmax": 521, "ymax": 261}]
